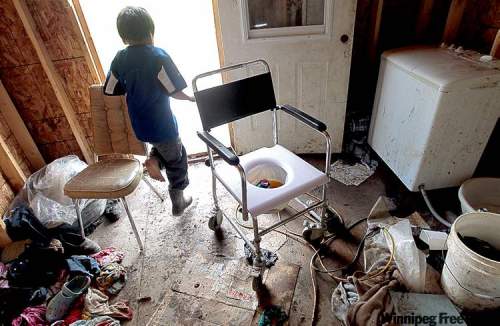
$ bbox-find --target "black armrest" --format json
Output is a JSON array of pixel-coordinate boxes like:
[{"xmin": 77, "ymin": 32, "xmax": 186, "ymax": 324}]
[
  {"xmin": 197, "ymin": 131, "xmax": 239, "ymax": 166},
  {"xmin": 279, "ymin": 104, "xmax": 327, "ymax": 132}
]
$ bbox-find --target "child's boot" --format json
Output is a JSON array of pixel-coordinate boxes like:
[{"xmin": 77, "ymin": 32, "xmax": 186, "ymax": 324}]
[{"xmin": 169, "ymin": 189, "xmax": 192, "ymax": 216}]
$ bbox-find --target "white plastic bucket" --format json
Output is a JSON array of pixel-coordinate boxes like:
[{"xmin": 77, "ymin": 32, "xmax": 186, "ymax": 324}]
[
  {"xmin": 441, "ymin": 212, "xmax": 500, "ymax": 311},
  {"xmin": 458, "ymin": 178, "xmax": 500, "ymax": 214}
]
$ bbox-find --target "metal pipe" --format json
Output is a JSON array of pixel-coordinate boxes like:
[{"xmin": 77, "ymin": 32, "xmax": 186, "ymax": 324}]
[
  {"xmin": 250, "ymin": 213, "xmax": 263, "ymax": 265},
  {"xmin": 121, "ymin": 197, "xmax": 144, "ymax": 251},
  {"xmin": 212, "ymin": 171, "xmax": 243, "ymax": 206},
  {"xmin": 293, "ymin": 197, "xmax": 322, "ymax": 223},
  {"xmin": 210, "ymin": 164, "xmax": 243, "ymax": 206},
  {"xmin": 320, "ymin": 130, "xmax": 332, "ymax": 220},
  {"xmin": 258, "ymin": 200, "xmax": 324, "ymax": 237},
  {"xmin": 207, "ymin": 146, "xmax": 220, "ymax": 209},
  {"xmin": 272, "ymin": 107, "xmax": 279, "ymax": 145},
  {"xmin": 73, "ymin": 199, "xmax": 85, "ymax": 238},
  {"xmin": 419, "ymin": 185, "xmax": 452, "ymax": 228},
  {"xmin": 322, "ymin": 130, "xmax": 332, "ymax": 176},
  {"xmin": 192, "ymin": 59, "xmax": 270, "ymax": 92},
  {"xmin": 206, "ymin": 144, "xmax": 254, "ymax": 249},
  {"xmin": 224, "ymin": 212, "xmax": 256, "ymax": 252},
  {"xmin": 237, "ymin": 164, "xmax": 249, "ymax": 221}
]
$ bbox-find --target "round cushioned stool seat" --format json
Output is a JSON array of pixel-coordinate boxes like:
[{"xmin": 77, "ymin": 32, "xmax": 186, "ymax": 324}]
[{"xmin": 64, "ymin": 158, "xmax": 142, "ymax": 199}]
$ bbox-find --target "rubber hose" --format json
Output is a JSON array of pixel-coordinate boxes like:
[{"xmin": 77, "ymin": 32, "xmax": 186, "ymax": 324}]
[{"xmin": 419, "ymin": 185, "xmax": 452, "ymax": 228}]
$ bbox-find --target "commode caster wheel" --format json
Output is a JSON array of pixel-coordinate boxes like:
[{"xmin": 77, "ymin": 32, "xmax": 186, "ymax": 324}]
[
  {"xmin": 302, "ymin": 220, "xmax": 325, "ymax": 243},
  {"xmin": 208, "ymin": 209, "xmax": 223, "ymax": 231},
  {"xmin": 302, "ymin": 228, "xmax": 313, "ymax": 242}
]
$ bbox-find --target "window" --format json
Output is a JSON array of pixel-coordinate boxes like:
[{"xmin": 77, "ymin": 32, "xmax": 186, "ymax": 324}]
[
  {"xmin": 246, "ymin": 0, "xmax": 326, "ymax": 38},
  {"xmin": 248, "ymin": 0, "xmax": 324, "ymax": 30}
]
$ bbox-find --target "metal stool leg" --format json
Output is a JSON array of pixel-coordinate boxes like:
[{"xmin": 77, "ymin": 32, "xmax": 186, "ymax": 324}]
[
  {"xmin": 120, "ymin": 197, "xmax": 144, "ymax": 251},
  {"xmin": 73, "ymin": 199, "xmax": 85, "ymax": 238},
  {"xmin": 142, "ymin": 176, "xmax": 165, "ymax": 202},
  {"xmin": 250, "ymin": 211, "xmax": 265, "ymax": 290},
  {"xmin": 250, "ymin": 213, "xmax": 263, "ymax": 266}
]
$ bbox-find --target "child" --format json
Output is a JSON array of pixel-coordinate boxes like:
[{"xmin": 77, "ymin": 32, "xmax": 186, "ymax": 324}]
[{"xmin": 104, "ymin": 6, "xmax": 193, "ymax": 216}]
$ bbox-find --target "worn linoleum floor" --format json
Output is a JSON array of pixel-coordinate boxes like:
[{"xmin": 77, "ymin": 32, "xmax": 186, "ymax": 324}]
[{"xmin": 90, "ymin": 159, "xmax": 389, "ymax": 325}]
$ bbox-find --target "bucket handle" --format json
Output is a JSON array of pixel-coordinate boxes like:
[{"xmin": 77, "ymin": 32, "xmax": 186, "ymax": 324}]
[{"xmin": 442, "ymin": 249, "xmax": 500, "ymax": 300}]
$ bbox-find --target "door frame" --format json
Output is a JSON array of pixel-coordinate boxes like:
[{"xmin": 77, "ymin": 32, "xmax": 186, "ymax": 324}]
[{"xmin": 212, "ymin": 0, "xmax": 239, "ymax": 150}]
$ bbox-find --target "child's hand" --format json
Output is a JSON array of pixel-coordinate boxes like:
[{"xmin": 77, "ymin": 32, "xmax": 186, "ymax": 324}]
[{"xmin": 171, "ymin": 91, "xmax": 196, "ymax": 102}]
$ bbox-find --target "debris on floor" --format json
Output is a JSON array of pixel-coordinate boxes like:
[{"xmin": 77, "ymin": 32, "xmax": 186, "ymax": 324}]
[
  {"xmin": 257, "ymin": 304, "xmax": 288, "ymax": 326},
  {"xmin": 4, "ymin": 157, "xmax": 498, "ymax": 325},
  {"xmin": 0, "ymin": 198, "xmax": 131, "ymax": 325},
  {"xmin": 244, "ymin": 243, "xmax": 278, "ymax": 268},
  {"xmin": 328, "ymin": 196, "xmax": 450, "ymax": 325},
  {"xmin": 329, "ymin": 160, "xmax": 376, "ymax": 186},
  {"xmin": 332, "ymin": 278, "xmax": 399, "ymax": 326}
]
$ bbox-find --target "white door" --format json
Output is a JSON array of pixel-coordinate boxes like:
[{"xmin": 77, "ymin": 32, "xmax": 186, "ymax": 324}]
[{"xmin": 215, "ymin": 0, "xmax": 356, "ymax": 154}]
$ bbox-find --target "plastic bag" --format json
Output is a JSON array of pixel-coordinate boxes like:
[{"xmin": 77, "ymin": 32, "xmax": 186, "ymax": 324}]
[
  {"xmin": 365, "ymin": 197, "xmax": 427, "ymax": 292},
  {"xmin": 11, "ymin": 155, "xmax": 106, "ymax": 229}
]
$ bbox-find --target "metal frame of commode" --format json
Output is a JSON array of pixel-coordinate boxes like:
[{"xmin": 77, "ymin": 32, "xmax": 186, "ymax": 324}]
[{"xmin": 193, "ymin": 60, "xmax": 333, "ymax": 289}]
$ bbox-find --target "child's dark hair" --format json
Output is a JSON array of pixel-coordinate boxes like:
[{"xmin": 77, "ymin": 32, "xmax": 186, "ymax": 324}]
[{"xmin": 116, "ymin": 6, "xmax": 155, "ymax": 44}]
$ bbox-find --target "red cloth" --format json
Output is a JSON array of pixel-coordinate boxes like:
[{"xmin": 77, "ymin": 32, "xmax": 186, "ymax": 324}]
[
  {"xmin": 90, "ymin": 248, "xmax": 124, "ymax": 268},
  {"xmin": 11, "ymin": 305, "xmax": 47, "ymax": 326},
  {"xmin": 64, "ymin": 295, "xmax": 85, "ymax": 325}
]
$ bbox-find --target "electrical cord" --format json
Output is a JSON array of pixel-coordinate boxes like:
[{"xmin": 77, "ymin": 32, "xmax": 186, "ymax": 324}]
[
  {"xmin": 311, "ymin": 227, "xmax": 395, "ymax": 277},
  {"xmin": 282, "ymin": 204, "xmax": 396, "ymax": 325}
]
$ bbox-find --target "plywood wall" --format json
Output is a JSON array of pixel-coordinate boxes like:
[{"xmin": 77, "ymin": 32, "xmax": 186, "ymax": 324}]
[
  {"xmin": 461, "ymin": 0, "xmax": 500, "ymax": 53},
  {"xmin": 0, "ymin": 0, "xmax": 100, "ymax": 216},
  {"xmin": 0, "ymin": 172, "xmax": 14, "ymax": 217},
  {"xmin": 0, "ymin": 107, "xmax": 29, "ymax": 217},
  {"xmin": 0, "ymin": 0, "xmax": 98, "ymax": 162},
  {"xmin": 0, "ymin": 111, "xmax": 31, "ymax": 176}
]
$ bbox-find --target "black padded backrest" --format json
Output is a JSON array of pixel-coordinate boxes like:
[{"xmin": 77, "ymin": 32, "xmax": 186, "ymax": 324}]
[{"xmin": 194, "ymin": 72, "xmax": 276, "ymax": 131}]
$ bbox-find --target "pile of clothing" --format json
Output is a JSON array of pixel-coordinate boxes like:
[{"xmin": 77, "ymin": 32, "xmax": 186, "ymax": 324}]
[{"xmin": 0, "ymin": 206, "xmax": 131, "ymax": 325}]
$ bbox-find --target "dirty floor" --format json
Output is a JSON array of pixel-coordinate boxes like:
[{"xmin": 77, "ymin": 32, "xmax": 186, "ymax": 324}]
[{"xmin": 90, "ymin": 159, "xmax": 390, "ymax": 325}]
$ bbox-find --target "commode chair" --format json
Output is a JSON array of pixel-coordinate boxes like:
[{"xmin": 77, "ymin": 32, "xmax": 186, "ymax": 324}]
[{"xmin": 193, "ymin": 60, "xmax": 337, "ymax": 289}]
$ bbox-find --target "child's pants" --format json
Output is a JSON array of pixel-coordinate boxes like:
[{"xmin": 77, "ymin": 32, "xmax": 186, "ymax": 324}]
[{"xmin": 150, "ymin": 137, "xmax": 189, "ymax": 190}]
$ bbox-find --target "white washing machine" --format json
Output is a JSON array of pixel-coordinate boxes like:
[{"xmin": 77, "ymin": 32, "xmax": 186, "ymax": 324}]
[{"xmin": 368, "ymin": 46, "xmax": 500, "ymax": 191}]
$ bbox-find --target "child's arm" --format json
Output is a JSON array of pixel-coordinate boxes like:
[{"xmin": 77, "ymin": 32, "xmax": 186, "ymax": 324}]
[
  {"xmin": 103, "ymin": 51, "xmax": 126, "ymax": 96},
  {"xmin": 157, "ymin": 51, "xmax": 195, "ymax": 101},
  {"xmin": 171, "ymin": 90, "xmax": 195, "ymax": 102}
]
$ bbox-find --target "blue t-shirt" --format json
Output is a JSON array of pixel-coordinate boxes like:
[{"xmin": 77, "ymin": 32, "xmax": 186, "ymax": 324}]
[{"xmin": 103, "ymin": 45, "xmax": 187, "ymax": 143}]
